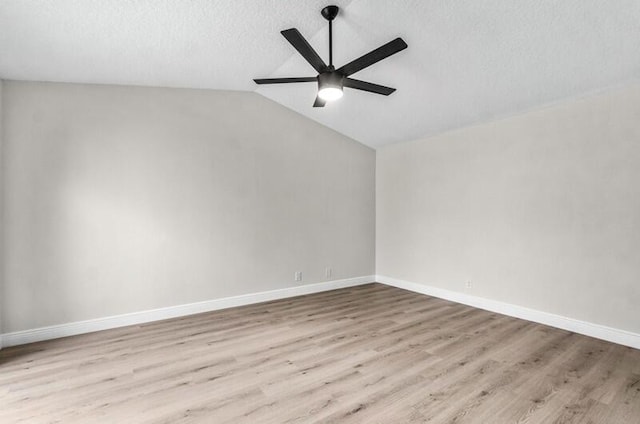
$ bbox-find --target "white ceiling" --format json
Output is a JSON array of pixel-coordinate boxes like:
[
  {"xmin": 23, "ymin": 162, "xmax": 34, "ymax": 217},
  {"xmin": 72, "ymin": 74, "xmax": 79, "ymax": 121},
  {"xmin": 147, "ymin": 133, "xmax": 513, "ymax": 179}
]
[{"xmin": 1, "ymin": 0, "xmax": 640, "ymax": 147}]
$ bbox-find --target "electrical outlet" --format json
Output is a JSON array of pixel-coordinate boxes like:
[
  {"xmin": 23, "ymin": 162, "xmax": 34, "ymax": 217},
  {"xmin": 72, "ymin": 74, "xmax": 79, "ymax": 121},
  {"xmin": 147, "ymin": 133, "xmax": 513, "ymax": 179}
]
[
  {"xmin": 465, "ymin": 281, "xmax": 473, "ymax": 289},
  {"xmin": 295, "ymin": 271, "xmax": 302, "ymax": 282},
  {"xmin": 325, "ymin": 268, "xmax": 332, "ymax": 278}
]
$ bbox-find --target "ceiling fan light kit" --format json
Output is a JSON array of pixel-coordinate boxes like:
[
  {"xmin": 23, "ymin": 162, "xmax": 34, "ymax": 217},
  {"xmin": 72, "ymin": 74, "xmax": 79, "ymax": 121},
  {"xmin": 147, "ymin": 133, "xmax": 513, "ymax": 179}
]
[
  {"xmin": 317, "ymin": 71, "xmax": 344, "ymax": 101},
  {"xmin": 254, "ymin": 5, "xmax": 407, "ymax": 107}
]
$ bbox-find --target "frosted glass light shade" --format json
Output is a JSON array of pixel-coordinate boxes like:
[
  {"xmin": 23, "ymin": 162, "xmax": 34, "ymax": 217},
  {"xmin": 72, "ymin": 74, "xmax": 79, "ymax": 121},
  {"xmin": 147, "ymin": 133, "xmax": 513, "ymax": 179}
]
[{"xmin": 318, "ymin": 86, "xmax": 343, "ymax": 101}]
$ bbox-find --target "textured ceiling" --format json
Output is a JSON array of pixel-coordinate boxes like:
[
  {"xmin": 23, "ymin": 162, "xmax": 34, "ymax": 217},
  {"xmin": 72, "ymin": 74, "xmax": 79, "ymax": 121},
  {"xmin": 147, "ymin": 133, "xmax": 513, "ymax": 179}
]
[{"xmin": 1, "ymin": 1, "xmax": 640, "ymax": 147}]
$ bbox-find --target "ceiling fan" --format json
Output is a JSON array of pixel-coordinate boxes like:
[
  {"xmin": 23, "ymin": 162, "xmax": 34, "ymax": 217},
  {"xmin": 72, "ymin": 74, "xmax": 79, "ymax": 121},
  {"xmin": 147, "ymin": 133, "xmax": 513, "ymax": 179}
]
[{"xmin": 253, "ymin": 5, "xmax": 408, "ymax": 107}]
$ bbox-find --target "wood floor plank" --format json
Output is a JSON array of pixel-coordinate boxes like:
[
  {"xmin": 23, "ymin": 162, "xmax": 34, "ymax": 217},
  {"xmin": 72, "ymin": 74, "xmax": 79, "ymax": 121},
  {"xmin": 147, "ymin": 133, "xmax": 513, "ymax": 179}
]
[{"xmin": 1, "ymin": 283, "xmax": 638, "ymax": 423}]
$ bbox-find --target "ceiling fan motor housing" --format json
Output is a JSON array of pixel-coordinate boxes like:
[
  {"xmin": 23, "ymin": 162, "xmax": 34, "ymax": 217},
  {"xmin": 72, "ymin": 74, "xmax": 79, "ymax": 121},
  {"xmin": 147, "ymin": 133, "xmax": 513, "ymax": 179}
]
[{"xmin": 318, "ymin": 71, "xmax": 344, "ymax": 90}]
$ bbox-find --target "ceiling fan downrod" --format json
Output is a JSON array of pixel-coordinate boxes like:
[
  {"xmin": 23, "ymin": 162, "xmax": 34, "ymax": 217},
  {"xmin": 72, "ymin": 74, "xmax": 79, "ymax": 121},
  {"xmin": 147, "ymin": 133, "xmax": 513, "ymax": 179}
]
[{"xmin": 321, "ymin": 5, "xmax": 340, "ymax": 68}]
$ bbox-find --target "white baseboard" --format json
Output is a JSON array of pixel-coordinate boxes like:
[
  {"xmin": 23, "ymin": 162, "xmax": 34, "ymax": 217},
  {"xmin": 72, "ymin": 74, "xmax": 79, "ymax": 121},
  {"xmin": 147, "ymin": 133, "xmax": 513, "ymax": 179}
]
[
  {"xmin": 0, "ymin": 275, "xmax": 375, "ymax": 348},
  {"xmin": 376, "ymin": 275, "xmax": 640, "ymax": 350},
  {"xmin": 4, "ymin": 274, "xmax": 638, "ymax": 351}
]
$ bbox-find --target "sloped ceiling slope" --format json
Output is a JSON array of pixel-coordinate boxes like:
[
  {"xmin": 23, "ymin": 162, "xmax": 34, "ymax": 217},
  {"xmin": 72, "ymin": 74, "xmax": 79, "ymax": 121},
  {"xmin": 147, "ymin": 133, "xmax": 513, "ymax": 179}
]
[{"xmin": 1, "ymin": 1, "xmax": 639, "ymax": 147}]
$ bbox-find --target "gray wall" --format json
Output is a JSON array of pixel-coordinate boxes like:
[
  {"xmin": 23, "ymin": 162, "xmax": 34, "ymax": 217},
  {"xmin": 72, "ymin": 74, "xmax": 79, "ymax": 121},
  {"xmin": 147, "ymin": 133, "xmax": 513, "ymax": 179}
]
[
  {"xmin": 377, "ymin": 82, "xmax": 640, "ymax": 334},
  {"xmin": 1, "ymin": 81, "xmax": 375, "ymax": 333}
]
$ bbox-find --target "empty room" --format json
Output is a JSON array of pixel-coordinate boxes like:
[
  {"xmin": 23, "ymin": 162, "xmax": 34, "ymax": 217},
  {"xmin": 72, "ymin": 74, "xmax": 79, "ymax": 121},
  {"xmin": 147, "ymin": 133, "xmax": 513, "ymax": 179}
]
[{"xmin": 1, "ymin": 1, "xmax": 639, "ymax": 423}]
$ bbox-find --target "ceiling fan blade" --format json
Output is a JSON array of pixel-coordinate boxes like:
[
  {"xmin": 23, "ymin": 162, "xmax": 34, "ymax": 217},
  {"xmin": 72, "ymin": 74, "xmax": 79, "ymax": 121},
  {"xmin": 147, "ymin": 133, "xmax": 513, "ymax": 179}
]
[
  {"xmin": 281, "ymin": 28, "xmax": 327, "ymax": 73},
  {"xmin": 254, "ymin": 77, "xmax": 317, "ymax": 84},
  {"xmin": 337, "ymin": 38, "xmax": 407, "ymax": 77},
  {"xmin": 313, "ymin": 96, "xmax": 326, "ymax": 107},
  {"xmin": 344, "ymin": 78, "xmax": 396, "ymax": 96}
]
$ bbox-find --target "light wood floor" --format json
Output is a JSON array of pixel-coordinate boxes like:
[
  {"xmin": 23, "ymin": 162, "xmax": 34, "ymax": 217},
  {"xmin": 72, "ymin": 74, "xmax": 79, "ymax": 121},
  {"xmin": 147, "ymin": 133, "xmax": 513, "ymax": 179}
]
[{"xmin": 1, "ymin": 283, "xmax": 639, "ymax": 423}]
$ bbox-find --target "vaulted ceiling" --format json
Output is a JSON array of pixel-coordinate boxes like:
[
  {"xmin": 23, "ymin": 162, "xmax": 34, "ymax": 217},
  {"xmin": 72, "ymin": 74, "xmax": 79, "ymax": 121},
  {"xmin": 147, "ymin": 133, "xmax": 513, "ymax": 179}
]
[{"xmin": 1, "ymin": 0, "xmax": 639, "ymax": 147}]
